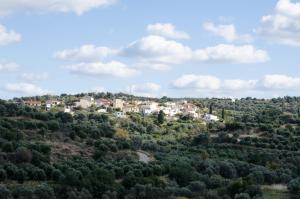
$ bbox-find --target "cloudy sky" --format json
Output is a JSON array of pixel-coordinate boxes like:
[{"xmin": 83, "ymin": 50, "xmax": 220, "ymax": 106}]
[{"xmin": 0, "ymin": 0, "xmax": 300, "ymax": 99}]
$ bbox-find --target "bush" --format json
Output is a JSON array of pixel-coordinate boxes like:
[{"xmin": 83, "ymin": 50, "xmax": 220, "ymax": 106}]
[
  {"xmin": 234, "ymin": 193, "xmax": 250, "ymax": 199},
  {"xmin": 47, "ymin": 120, "xmax": 60, "ymax": 131},
  {"xmin": 34, "ymin": 183, "xmax": 55, "ymax": 199},
  {"xmin": 0, "ymin": 185, "xmax": 11, "ymax": 199},
  {"xmin": 0, "ymin": 169, "xmax": 7, "ymax": 181},
  {"xmin": 15, "ymin": 147, "xmax": 32, "ymax": 163},
  {"xmin": 287, "ymin": 178, "xmax": 300, "ymax": 193}
]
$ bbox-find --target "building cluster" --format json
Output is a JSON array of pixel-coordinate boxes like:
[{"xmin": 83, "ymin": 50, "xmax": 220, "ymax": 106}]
[{"xmin": 22, "ymin": 96, "xmax": 219, "ymax": 122}]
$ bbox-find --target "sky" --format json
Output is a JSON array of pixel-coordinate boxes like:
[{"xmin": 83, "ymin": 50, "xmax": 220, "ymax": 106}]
[{"xmin": 0, "ymin": 0, "xmax": 300, "ymax": 99}]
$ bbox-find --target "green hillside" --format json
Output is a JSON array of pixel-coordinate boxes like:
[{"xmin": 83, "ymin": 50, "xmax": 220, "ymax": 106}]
[{"xmin": 0, "ymin": 96, "xmax": 300, "ymax": 199}]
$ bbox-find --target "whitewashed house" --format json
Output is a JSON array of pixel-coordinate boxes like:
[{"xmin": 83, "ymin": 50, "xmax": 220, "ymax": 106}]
[
  {"xmin": 203, "ymin": 114, "xmax": 219, "ymax": 123},
  {"xmin": 160, "ymin": 106, "xmax": 180, "ymax": 117},
  {"xmin": 64, "ymin": 107, "xmax": 74, "ymax": 115},
  {"xmin": 140, "ymin": 102, "xmax": 159, "ymax": 115},
  {"xmin": 97, "ymin": 108, "xmax": 107, "ymax": 113},
  {"xmin": 46, "ymin": 100, "xmax": 61, "ymax": 110}
]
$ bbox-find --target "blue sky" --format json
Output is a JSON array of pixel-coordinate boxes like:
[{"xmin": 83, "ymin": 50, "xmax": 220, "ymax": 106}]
[{"xmin": 0, "ymin": 0, "xmax": 300, "ymax": 99}]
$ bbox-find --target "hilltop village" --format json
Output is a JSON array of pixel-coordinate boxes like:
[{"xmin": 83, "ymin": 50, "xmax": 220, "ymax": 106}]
[{"xmin": 18, "ymin": 94, "xmax": 221, "ymax": 123}]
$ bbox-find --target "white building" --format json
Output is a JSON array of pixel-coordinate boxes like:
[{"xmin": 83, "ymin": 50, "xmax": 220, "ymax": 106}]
[
  {"xmin": 113, "ymin": 99, "xmax": 124, "ymax": 110},
  {"xmin": 46, "ymin": 100, "xmax": 61, "ymax": 110},
  {"xmin": 75, "ymin": 97, "xmax": 94, "ymax": 109},
  {"xmin": 123, "ymin": 104, "xmax": 139, "ymax": 113},
  {"xmin": 203, "ymin": 114, "xmax": 219, "ymax": 123},
  {"xmin": 97, "ymin": 108, "xmax": 107, "ymax": 113},
  {"xmin": 140, "ymin": 102, "xmax": 159, "ymax": 115},
  {"xmin": 160, "ymin": 106, "xmax": 180, "ymax": 117},
  {"xmin": 64, "ymin": 107, "xmax": 74, "ymax": 115}
]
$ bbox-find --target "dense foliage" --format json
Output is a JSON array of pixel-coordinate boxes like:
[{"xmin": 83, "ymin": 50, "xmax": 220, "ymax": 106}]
[{"xmin": 0, "ymin": 96, "xmax": 300, "ymax": 198}]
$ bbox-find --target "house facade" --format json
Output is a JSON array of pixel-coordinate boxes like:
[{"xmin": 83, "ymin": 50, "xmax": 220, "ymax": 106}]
[{"xmin": 75, "ymin": 97, "xmax": 94, "ymax": 109}]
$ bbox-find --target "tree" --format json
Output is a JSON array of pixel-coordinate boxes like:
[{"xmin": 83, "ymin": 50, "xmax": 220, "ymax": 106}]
[
  {"xmin": 222, "ymin": 108, "xmax": 226, "ymax": 120},
  {"xmin": 84, "ymin": 168, "xmax": 115, "ymax": 198},
  {"xmin": 157, "ymin": 110, "xmax": 165, "ymax": 125},
  {"xmin": 219, "ymin": 162, "xmax": 237, "ymax": 179},
  {"xmin": 0, "ymin": 169, "xmax": 7, "ymax": 181},
  {"xmin": 234, "ymin": 193, "xmax": 250, "ymax": 199},
  {"xmin": 12, "ymin": 186, "xmax": 34, "ymax": 199},
  {"xmin": 169, "ymin": 163, "xmax": 195, "ymax": 186},
  {"xmin": 287, "ymin": 178, "xmax": 300, "ymax": 193},
  {"xmin": 34, "ymin": 183, "xmax": 55, "ymax": 199},
  {"xmin": 0, "ymin": 185, "xmax": 11, "ymax": 199},
  {"xmin": 15, "ymin": 147, "xmax": 32, "ymax": 163},
  {"xmin": 66, "ymin": 188, "xmax": 92, "ymax": 199},
  {"xmin": 209, "ymin": 104, "xmax": 214, "ymax": 114}
]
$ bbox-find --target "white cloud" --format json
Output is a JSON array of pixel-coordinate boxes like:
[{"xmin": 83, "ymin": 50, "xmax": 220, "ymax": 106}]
[
  {"xmin": 262, "ymin": 74, "xmax": 300, "ymax": 89},
  {"xmin": 127, "ymin": 82, "xmax": 161, "ymax": 97},
  {"xmin": 121, "ymin": 35, "xmax": 268, "ymax": 65},
  {"xmin": 194, "ymin": 44, "xmax": 269, "ymax": 64},
  {"xmin": 64, "ymin": 61, "xmax": 138, "ymax": 78},
  {"xmin": 223, "ymin": 79, "xmax": 257, "ymax": 90},
  {"xmin": 121, "ymin": 35, "xmax": 193, "ymax": 64},
  {"xmin": 172, "ymin": 74, "xmax": 300, "ymax": 97},
  {"xmin": 0, "ymin": 62, "xmax": 19, "ymax": 72},
  {"xmin": 0, "ymin": 24, "xmax": 21, "ymax": 45},
  {"xmin": 56, "ymin": 35, "xmax": 269, "ymax": 77},
  {"xmin": 21, "ymin": 73, "xmax": 49, "ymax": 82},
  {"xmin": 54, "ymin": 45, "xmax": 118, "ymax": 62},
  {"xmin": 172, "ymin": 74, "xmax": 221, "ymax": 90},
  {"xmin": 146, "ymin": 23, "xmax": 190, "ymax": 40},
  {"xmin": 134, "ymin": 62, "xmax": 171, "ymax": 71},
  {"xmin": 203, "ymin": 22, "xmax": 253, "ymax": 43},
  {"xmin": 259, "ymin": 0, "xmax": 300, "ymax": 46},
  {"xmin": 276, "ymin": 0, "xmax": 300, "ymax": 17},
  {"xmin": 5, "ymin": 83, "xmax": 50, "ymax": 95},
  {"xmin": 0, "ymin": 0, "xmax": 116, "ymax": 16}
]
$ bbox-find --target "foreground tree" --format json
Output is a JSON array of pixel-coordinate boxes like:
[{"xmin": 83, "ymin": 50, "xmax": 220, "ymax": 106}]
[{"xmin": 157, "ymin": 110, "xmax": 165, "ymax": 125}]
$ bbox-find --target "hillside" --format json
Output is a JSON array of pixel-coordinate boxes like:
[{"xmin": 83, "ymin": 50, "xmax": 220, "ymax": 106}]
[{"xmin": 0, "ymin": 95, "xmax": 300, "ymax": 199}]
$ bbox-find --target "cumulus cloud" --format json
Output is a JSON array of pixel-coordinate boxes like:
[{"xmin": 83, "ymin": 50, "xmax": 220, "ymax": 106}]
[
  {"xmin": 193, "ymin": 44, "xmax": 269, "ymax": 64},
  {"xmin": 64, "ymin": 61, "xmax": 138, "ymax": 78},
  {"xmin": 0, "ymin": 0, "xmax": 117, "ymax": 16},
  {"xmin": 21, "ymin": 73, "xmax": 49, "ymax": 82},
  {"xmin": 172, "ymin": 74, "xmax": 300, "ymax": 97},
  {"xmin": 259, "ymin": 0, "xmax": 300, "ymax": 46},
  {"xmin": 276, "ymin": 0, "xmax": 300, "ymax": 17},
  {"xmin": 0, "ymin": 62, "xmax": 19, "ymax": 72},
  {"xmin": 127, "ymin": 82, "xmax": 161, "ymax": 97},
  {"xmin": 172, "ymin": 74, "xmax": 221, "ymax": 90},
  {"xmin": 223, "ymin": 79, "xmax": 257, "ymax": 90},
  {"xmin": 121, "ymin": 35, "xmax": 268, "ymax": 65},
  {"xmin": 262, "ymin": 74, "xmax": 300, "ymax": 89},
  {"xmin": 121, "ymin": 35, "xmax": 193, "ymax": 64},
  {"xmin": 146, "ymin": 23, "xmax": 190, "ymax": 40},
  {"xmin": 203, "ymin": 22, "xmax": 253, "ymax": 43},
  {"xmin": 54, "ymin": 45, "xmax": 118, "ymax": 62},
  {"xmin": 0, "ymin": 24, "xmax": 21, "ymax": 45},
  {"xmin": 56, "ymin": 32, "xmax": 269, "ymax": 76},
  {"xmin": 5, "ymin": 83, "xmax": 50, "ymax": 95},
  {"xmin": 134, "ymin": 62, "xmax": 171, "ymax": 71}
]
